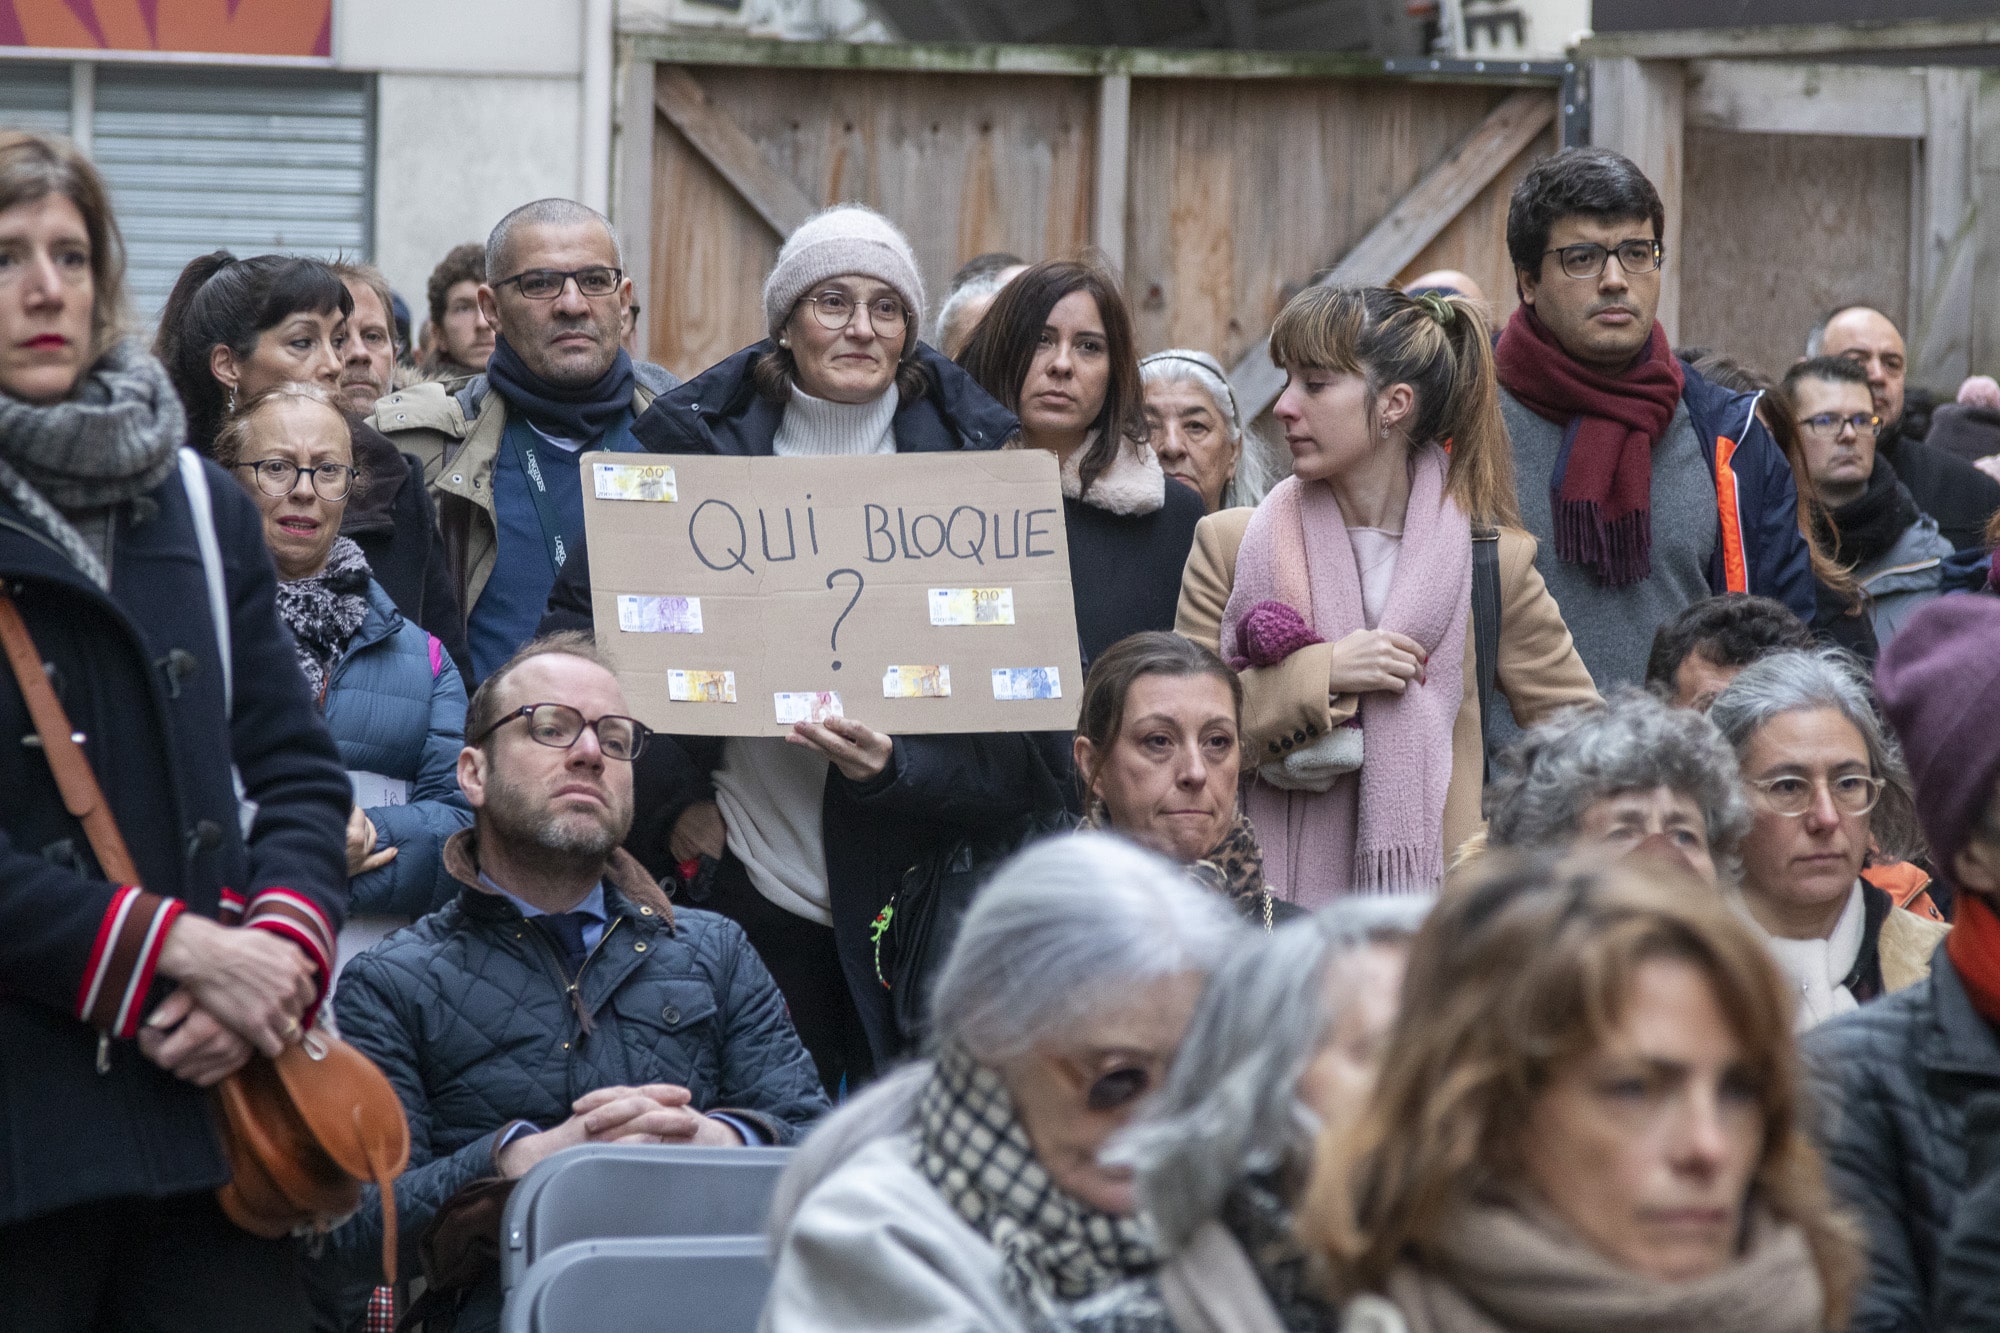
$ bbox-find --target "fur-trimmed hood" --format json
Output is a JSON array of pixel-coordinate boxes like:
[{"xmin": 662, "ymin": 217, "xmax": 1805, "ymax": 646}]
[{"xmin": 1009, "ymin": 430, "xmax": 1167, "ymax": 517}]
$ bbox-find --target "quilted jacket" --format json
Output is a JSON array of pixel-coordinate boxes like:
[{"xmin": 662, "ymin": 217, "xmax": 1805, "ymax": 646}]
[
  {"xmin": 1936, "ymin": 1095, "xmax": 2000, "ymax": 1330},
  {"xmin": 324, "ymin": 830, "xmax": 828, "ymax": 1323},
  {"xmin": 326, "ymin": 578, "xmax": 471, "ymax": 919},
  {"xmin": 1803, "ymin": 948, "xmax": 2000, "ymax": 1332}
]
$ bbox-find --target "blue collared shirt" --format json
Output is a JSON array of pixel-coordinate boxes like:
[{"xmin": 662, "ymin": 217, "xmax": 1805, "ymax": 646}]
[{"xmin": 479, "ymin": 874, "xmax": 609, "ymax": 954}]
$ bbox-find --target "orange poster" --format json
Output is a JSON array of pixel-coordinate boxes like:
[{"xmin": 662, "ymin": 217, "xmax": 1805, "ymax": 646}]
[{"xmin": 0, "ymin": 0, "xmax": 332, "ymax": 57}]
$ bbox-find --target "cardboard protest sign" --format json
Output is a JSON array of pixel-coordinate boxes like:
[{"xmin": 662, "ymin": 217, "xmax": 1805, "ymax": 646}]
[{"xmin": 581, "ymin": 450, "xmax": 1084, "ymax": 736}]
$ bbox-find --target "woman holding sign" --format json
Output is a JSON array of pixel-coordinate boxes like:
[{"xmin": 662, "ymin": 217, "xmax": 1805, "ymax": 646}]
[
  {"xmin": 1177, "ymin": 286, "xmax": 1596, "ymax": 906},
  {"xmin": 958, "ymin": 262, "xmax": 1208, "ymax": 668},
  {"xmin": 550, "ymin": 206, "xmax": 1064, "ymax": 1090}
]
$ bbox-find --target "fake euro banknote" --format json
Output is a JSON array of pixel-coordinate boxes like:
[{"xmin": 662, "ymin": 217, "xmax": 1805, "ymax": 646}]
[
  {"xmin": 991, "ymin": 667, "xmax": 1061, "ymax": 701},
  {"xmin": 928, "ymin": 587, "xmax": 1015, "ymax": 626},
  {"xmin": 617, "ymin": 594, "xmax": 703, "ymax": 634},
  {"xmin": 775, "ymin": 691, "xmax": 844, "ymax": 725},
  {"xmin": 882, "ymin": 665, "xmax": 951, "ymax": 698},
  {"xmin": 667, "ymin": 669, "xmax": 736, "ymax": 704},
  {"xmin": 592, "ymin": 462, "xmax": 678, "ymax": 502}
]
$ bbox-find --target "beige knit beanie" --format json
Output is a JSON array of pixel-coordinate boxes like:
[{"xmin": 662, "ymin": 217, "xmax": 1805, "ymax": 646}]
[{"xmin": 762, "ymin": 204, "xmax": 926, "ymax": 356}]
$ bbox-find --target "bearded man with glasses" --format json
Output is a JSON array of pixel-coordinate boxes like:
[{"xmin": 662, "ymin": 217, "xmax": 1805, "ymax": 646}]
[
  {"xmin": 318, "ymin": 632, "xmax": 827, "ymax": 1333},
  {"xmin": 1781, "ymin": 355, "xmax": 1953, "ymax": 647},
  {"xmin": 1491, "ymin": 147, "xmax": 1813, "ymax": 702},
  {"xmin": 366, "ymin": 198, "xmax": 681, "ymax": 685}
]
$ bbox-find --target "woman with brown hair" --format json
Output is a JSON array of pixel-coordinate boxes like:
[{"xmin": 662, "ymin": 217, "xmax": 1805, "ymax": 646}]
[
  {"xmin": 1305, "ymin": 855, "xmax": 1862, "ymax": 1333},
  {"xmin": 1177, "ymin": 285, "xmax": 1596, "ymax": 906},
  {"xmin": 959, "ymin": 260, "xmax": 1207, "ymax": 666}
]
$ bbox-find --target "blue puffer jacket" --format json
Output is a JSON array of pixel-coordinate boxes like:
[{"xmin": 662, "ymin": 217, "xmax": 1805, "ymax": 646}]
[
  {"xmin": 327, "ymin": 579, "xmax": 472, "ymax": 917},
  {"xmin": 324, "ymin": 831, "xmax": 828, "ymax": 1331}
]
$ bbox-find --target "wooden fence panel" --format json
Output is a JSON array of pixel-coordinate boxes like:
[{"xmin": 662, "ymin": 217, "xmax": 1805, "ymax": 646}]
[
  {"xmin": 1392, "ymin": 122, "xmax": 1557, "ymax": 328},
  {"xmin": 1679, "ymin": 125, "xmax": 1912, "ymax": 378},
  {"xmin": 1121, "ymin": 77, "xmax": 1519, "ymax": 368}
]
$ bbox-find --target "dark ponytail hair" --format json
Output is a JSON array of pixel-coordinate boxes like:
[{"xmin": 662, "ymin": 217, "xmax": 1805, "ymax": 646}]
[
  {"xmin": 153, "ymin": 250, "xmax": 352, "ymax": 455},
  {"xmin": 1268, "ymin": 285, "xmax": 1520, "ymax": 527},
  {"xmin": 956, "ymin": 260, "xmax": 1147, "ymax": 501}
]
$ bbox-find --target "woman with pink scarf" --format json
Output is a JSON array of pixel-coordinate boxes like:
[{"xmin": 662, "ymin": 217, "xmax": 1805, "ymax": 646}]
[{"xmin": 1177, "ymin": 286, "xmax": 1596, "ymax": 905}]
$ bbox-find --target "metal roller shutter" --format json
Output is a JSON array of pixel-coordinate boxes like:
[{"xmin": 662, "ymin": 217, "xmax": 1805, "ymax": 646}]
[
  {"xmin": 92, "ymin": 66, "xmax": 371, "ymax": 319},
  {"xmin": 0, "ymin": 62, "xmax": 73, "ymax": 139}
]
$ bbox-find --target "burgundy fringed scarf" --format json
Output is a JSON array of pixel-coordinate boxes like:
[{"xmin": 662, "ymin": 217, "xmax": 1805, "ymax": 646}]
[{"xmin": 1495, "ymin": 307, "xmax": 1685, "ymax": 587}]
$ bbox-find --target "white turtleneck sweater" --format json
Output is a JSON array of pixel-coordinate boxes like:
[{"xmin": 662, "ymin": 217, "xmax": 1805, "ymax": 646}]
[
  {"xmin": 712, "ymin": 381, "xmax": 899, "ymax": 923},
  {"xmin": 1757, "ymin": 879, "xmax": 1867, "ymax": 1032}
]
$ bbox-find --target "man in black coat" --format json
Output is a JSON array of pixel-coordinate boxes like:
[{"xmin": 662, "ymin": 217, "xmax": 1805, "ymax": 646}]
[
  {"xmin": 324, "ymin": 633, "xmax": 826, "ymax": 1333},
  {"xmin": 1812, "ymin": 304, "xmax": 2000, "ymax": 551},
  {"xmin": 1805, "ymin": 596, "xmax": 2000, "ymax": 1332}
]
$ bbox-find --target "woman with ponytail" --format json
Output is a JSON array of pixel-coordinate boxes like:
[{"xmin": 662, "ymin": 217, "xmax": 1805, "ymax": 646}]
[{"xmin": 1177, "ymin": 286, "xmax": 1597, "ymax": 905}]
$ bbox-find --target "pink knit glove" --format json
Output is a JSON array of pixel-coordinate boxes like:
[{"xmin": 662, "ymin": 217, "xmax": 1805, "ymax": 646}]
[{"xmin": 1229, "ymin": 600, "xmax": 1324, "ymax": 670}]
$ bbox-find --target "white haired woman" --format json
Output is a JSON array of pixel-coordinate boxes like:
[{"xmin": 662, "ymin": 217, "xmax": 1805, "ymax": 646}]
[
  {"xmin": 1069, "ymin": 897, "xmax": 1431, "ymax": 1333},
  {"xmin": 1140, "ymin": 349, "xmax": 1271, "ymax": 513},
  {"xmin": 762, "ymin": 834, "xmax": 1242, "ymax": 1333},
  {"xmin": 1709, "ymin": 648, "xmax": 1949, "ymax": 1029}
]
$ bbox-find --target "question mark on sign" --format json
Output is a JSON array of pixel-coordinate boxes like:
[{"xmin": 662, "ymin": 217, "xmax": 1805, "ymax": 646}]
[{"xmin": 825, "ymin": 568, "xmax": 864, "ymax": 670}]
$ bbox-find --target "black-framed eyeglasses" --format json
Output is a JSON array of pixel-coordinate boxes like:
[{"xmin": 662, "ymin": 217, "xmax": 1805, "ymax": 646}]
[
  {"xmin": 1800, "ymin": 412, "xmax": 1882, "ymax": 439},
  {"xmin": 233, "ymin": 458, "xmax": 358, "ymax": 501},
  {"xmin": 495, "ymin": 267, "xmax": 624, "ymax": 301},
  {"xmin": 1747, "ymin": 773, "xmax": 1885, "ymax": 818},
  {"xmin": 473, "ymin": 702, "xmax": 650, "ymax": 761},
  {"xmin": 800, "ymin": 290, "xmax": 908, "ymax": 335},
  {"xmin": 1542, "ymin": 239, "xmax": 1664, "ymax": 280}
]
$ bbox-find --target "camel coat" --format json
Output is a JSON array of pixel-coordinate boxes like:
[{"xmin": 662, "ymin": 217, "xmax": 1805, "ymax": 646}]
[{"xmin": 1177, "ymin": 509, "xmax": 1598, "ymax": 868}]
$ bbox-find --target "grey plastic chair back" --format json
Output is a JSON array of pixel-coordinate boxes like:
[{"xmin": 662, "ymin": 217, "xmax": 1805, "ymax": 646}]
[
  {"xmin": 501, "ymin": 1143, "xmax": 791, "ymax": 1289},
  {"xmin": 502, "ymin": 1236, "xmax": 771, "ymax": 1333}
]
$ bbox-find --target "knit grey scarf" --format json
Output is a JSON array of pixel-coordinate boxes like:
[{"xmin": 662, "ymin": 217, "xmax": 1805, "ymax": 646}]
[
  {"xmin": 275, "ymin": 536, "xmax": 371, "ymax": 706},
  {"xmin": 0, "ymin": 340, "xmax": 186, "ymax": 589}
]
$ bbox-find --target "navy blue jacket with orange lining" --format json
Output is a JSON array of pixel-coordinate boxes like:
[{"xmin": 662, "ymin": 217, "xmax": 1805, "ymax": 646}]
[
  {"xmin": 1679, "ymin": 360, "xmax": 1816, "ymax": 623},
  {"xmin": 0, "ymin": 455, "xmax": 350, "ymax": 1227}
]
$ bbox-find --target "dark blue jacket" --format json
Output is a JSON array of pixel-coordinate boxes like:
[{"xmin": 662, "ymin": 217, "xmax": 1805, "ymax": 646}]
[
  {"xmin": 0, "ymin": 453, "xmax": 350, "ymax": 1226},
  {"xmin": 326, "ymin": 833, "xmax": 827, "ymax": 1330},
  {"xmin": 1680, "ymin": 362, "xmax": 1816, "ymax": 624},
  {"xmin": 326, "ymin": 578, "xmax": 472, "ymax": 919},
  {"xmin": 541, "ymin": 342, "xmax": 1067, "ymax": 1065}
]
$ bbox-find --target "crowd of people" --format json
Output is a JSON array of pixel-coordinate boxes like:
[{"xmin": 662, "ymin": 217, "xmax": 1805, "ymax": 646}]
[{"xmin": 5, "ymin": 118, "xmax": 2000, "ymax": 1333}]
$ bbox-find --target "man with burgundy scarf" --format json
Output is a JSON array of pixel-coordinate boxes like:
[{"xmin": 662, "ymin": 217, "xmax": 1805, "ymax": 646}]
[
  {"xmin": 1805, "ymin": 595, "xmax": 2000, "ymax": 1333},
  {"xmin": 1494, "ymin": 148, "xmax": 1813, "ymax": 693},
  {"xmin": 368, "ymin": 199, "xmax": 679, "ymax": 683}
]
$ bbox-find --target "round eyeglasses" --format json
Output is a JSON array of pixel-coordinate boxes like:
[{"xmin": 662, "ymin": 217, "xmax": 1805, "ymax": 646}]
[
  {"xmin": 1747, "ymin": 773, "xmax": 1885, "ymax": 818},
  {"xmin": 1542, "ymin": 239, "xmax": 1664, "ymax": 280},
  {"xmin": 800, "ymin": 290, "xmax": 908, "ymax": 335},
  {"xmin": 234, "ymin": 458, "xmax": 358, "ymax": 501},
  {"xmin": 496, "ymin": 266, "xmax": 623, "ymax": 301},
  {"xmin": 473, "ymin": 702, "xmax": 650, "ymax": 761}
]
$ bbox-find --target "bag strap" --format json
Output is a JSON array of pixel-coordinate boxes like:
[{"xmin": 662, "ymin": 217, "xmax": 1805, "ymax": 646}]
[
  {"xmin": 0, "ymin": 594, "xmax": 140, "ymax": 885},
  {"xmin": 178, "ymin": 449, "xmax": 232, "ymax": 718},
  {"xmin": 1471, "ymin": 526, "xmax": 1501, "ymax": 783}
]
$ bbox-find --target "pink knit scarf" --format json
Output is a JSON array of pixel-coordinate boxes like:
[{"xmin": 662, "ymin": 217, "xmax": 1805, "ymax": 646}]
[{"xmin": 1220, "ymin": 445, "xmax": 1471, "ymax": 904}]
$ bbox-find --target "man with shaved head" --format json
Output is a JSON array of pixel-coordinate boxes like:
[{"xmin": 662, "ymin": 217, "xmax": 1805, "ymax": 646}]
[
  {"xmin": 369, "ymin": 199, "xmax": 680, "ymax": 683},
  {"xmin": 1810, "ymin": 304, "xmax": 2000, "ymax": 551}
]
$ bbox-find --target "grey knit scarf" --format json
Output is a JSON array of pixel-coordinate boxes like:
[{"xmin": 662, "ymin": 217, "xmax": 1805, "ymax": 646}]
[
  {"xmin": 275, "ymin": 536, "xmax": 371, "ymax": 707},
  {"xmin": 0, "ymin": 340, "xmax": 186, "ymax": 589}
]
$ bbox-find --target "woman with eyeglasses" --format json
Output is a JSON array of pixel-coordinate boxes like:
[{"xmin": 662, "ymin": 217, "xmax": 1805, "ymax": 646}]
[
  {"xmin": 1708, "ymin": 649, "xmax": 1948, "ymax": 1031},
  {"xmin": 0, "ymin": 133, "xmax": 349, "ymax": 1326},
  {"xmin": 763, "ymin": 834, "xmax": 1240, "ymax": 1333},
  {"xmin": 217, "ymin": 382, "xmax": 472, "ymax": 978},
  {"xmin": 547, "ymin": 205, "xmax": 1039, "ymax": 1096}
]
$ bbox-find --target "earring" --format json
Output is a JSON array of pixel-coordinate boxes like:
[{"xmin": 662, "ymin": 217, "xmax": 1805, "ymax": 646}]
[
  {"xmin": 778, "ymin": 336, "xmax": 790, "ymax": 349},
  {"xmin": 226, "ymin": 386, "xmax": 237, "ymax": 414}
]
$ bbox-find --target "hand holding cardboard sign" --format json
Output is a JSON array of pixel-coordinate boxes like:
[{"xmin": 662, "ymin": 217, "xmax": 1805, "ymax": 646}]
[{"xmin": 788, "ymin": 715, "xmax": 894, "ymax": 782}]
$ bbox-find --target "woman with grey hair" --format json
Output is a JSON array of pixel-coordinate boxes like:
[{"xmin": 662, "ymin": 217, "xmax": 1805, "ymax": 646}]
[
  {"xmin": 763, "ymin": 834, "xmax": 1242, "ymax": 1333},
  {"xmin": 1071, "ymin": 897, "xmax": 1431, "ymax": 1333},
  {"xmin": 1709, "ymin": 648, "xmax": 1948, "ymax": 1029},
  {"xmin": 1140, "ymin": 349, "xmax": 1270, "ymax": 513},
  {"xmin": 1483, "ymin": 688, "xmax": 1751, "ymax": 888}
]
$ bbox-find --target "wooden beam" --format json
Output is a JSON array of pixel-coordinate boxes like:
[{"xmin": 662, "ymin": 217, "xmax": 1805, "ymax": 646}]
[
  {"xmin": 1686, "ymin": 60, "xmax": 1926, "ymax": 140},
  {"xmin": 1227, "ymin": 88, "xmax": 1558, "ymax": 420},
  {"xmin": 1092, "ymin": 73, "xmax": 1131, "ymax": 278},
  {"xmin": 613, "ymin": 45, "xmax": 657, "ymax": 359},
  {"xmin": 653, "ymin": 65, "xmax": 817, "ymax": 240},
  {"xmin": 1579, "ymin": 18, "xmax": 2000, "ymax": 62},
  {"xmin": 1913, "ymin": 68, "xmax": 1977, "ymax": 390},
  {"xmin": 1590, "ymin": 58, "xmax": 1684, "ymax": 342}
]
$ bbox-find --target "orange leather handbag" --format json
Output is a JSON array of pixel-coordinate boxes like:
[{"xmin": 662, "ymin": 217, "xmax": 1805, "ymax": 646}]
[{"xmin": 0, "ymin": 593, "xmax": 411, "ymax": 1281}]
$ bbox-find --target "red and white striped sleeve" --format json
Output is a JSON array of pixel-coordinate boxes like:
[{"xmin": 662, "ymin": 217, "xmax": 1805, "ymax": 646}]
[
  {"xmin": 242, "ymin": 888, "xmax": 336, "ymax": 1001},
  {"xmin": 75, "ymin": 886, "xmax": 185, "ymax": 1040}
]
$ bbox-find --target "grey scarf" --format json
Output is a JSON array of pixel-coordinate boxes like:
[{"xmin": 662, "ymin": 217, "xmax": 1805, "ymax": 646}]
[
  {"xmin": 275, "ymin": 536, "xmax": 371, "ymax": 706},
  {"xmin": 0, "ymin": 340, "xmax": 186, "ymax": 588}
]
